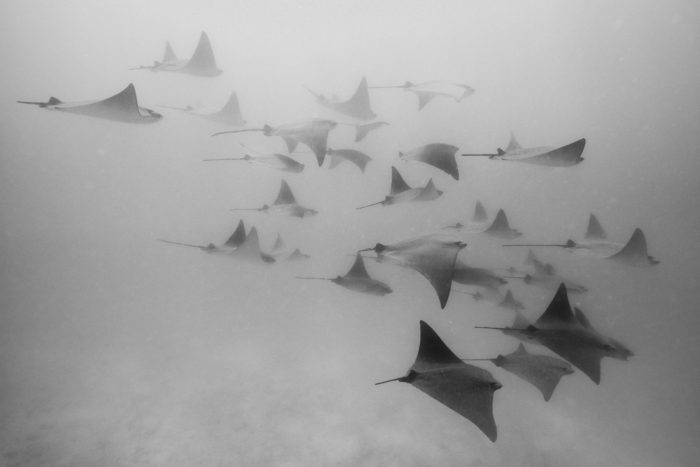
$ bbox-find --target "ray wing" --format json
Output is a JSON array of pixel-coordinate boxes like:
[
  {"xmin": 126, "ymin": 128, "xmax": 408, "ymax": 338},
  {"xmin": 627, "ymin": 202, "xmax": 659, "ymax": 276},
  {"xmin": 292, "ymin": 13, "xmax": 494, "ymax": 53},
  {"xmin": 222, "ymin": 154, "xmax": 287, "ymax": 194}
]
[
  {"xmin": 182, "ymin": 31, "xmax": 221, "ymax": 76},
  {"xmin": 322, "ymin": 77, "xmax": 376, "ymax": 120},
  {"xmin": 512, "ymin": 139, "xmax": 585, "ymax": 167},
  {"xmin": 402, "ymin": 143, "xmax": 459, "ymax": 180},
  {"xmin": 273, "ymin": 180, "xmax": 297, "ymax": 205},
  {"xmin": 414, "ymin": 91, "xmax": 437, "ymax": 110},
  {"xmin": 224, "ymin": 220, "xmax": 247, "ymax": 248},
  {"xmin": 344, "ymin": 253, "xmax": 371, "ymax": 279},
  {"xmin": 534, "ymin": 283, "xmax": 577, "ymax": 328},
  {"xmin": 606, "ymin": 228, "xmax": 659, "ymax": 266},
  {"xmin": 390, "ymin": 166, "xmax": 412, "ymax": 195}
]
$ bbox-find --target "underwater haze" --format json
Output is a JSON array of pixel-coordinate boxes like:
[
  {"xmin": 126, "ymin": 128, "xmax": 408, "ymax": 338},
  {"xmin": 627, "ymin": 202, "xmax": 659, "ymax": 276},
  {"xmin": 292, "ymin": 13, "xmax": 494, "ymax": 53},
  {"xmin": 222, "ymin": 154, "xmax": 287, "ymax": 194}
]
[{"xmin": 2, "ymin": 0, "xmax": 700, "ymax": 465}]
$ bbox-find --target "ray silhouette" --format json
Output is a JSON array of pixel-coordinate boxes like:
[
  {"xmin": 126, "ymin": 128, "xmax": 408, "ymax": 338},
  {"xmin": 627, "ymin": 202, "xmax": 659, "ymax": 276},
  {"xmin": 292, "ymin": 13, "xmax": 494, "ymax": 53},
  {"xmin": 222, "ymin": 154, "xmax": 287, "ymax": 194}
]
[
  {"xmin": 356, "ymin": 167, "xmax": 443, "ymax": 209},
  {"xmin": 369, "ymin": 81, "xmax": 475, "ymax": 110},
  {"xmin": 131, "ymin": 32, "xmax": 222, "ymax": 77},
  {"xmin": 476, "ymin": 283, "xmax": 630, "ymax": 384},
  {"xmin": 296, "ymin": 253, "xmax": 392, "ymax": 296},
  {"xmin": 400, "ymin": 143, "xmax": 460, "ymax": 180},
  {"xmin": 213, "ymin": 119, "xmax": 337, "ymax": 166},
  {"xmin": 452, "ymin": 259, "xmax": 507, "ymax": 290},
  {"xmin": 359, "ymin": 236, "xmax": 465, "ymax": 308},
  {"xmin": 337, "ymin": 121, "xmax": 389, "ymax": 142},
  {"xmin": 18, "ymin": 83, "xmax": 162, "ymax": 124},
  {"xmin": 376, "ymin": 321, "xmax": 500, "ymax": 441},
  {"xmin": 230, "ymin": 180, "xmax": 317, "ymax": 218},
  {"xmin": 162, "ymin": 92, "xmax": 245, "ymax": 127},
  {"xmin": 307, "ymin": 77, "xmax": 376, "ymax": 120},
  {"xmin": 462, "ymin": 343, "xmax": 573, "ymax": 401},
  {"xmin": 204, "ymin": 143, "xmax": 304, "ymax": 173},
  {"xmin": 462, "ymin": 134, "xmax": 585, "ymax": 167},
  {"xmin": 483, "ymin": 209, "xmax": 522, "ymax": 239},
  {"xmin": 444, "ymin": 201, "xmax": 490, "ymax": 232},
  {"xmin": 326, "ymin": 148, "xmax": 372, "ymax": 172}
]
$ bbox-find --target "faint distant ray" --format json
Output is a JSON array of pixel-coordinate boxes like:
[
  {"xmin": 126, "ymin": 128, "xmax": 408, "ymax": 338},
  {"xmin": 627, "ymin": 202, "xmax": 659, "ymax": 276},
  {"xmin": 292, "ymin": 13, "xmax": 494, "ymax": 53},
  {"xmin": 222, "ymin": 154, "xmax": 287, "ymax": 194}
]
[
  {"xmin": 359, "ymin": 236, "xmax": 466, "ymax": 308},
  {"xmin": 503, "ymin": 215, "xmax": 660, "ymax": 266},
  {"xmin": 452, "ymin": 259, "xmax": 507, "ymax": 290},
  {"xmin": 356, "ymin": 167, "xmax": 442, "ymax": 209},
  {"xmin": 157, "ymin": 220, "xmax": 275, "ymax": 263},
  {"xmin": 337, "ymin": 121, "xmax": 389, "ymax": 142},
  {"xmin": 455, "ymin": 288, "xmax": 525, "ymax": 312},
  {"xmin": 131, "ymin": 32, "xmax": 222, "ymax": 77},
  {"xmin": 443, "ymin": 200, "xmax": 490, "ymax": 232},
  {"xmin": 230, "ymin": 180, "xmax": 317, "ymax": 218},
  {"xmin": 17, "ymin": 83, "xmax": 162, "ymax": 124},
  {"xmin": 213, "ymin": 119, "xmax": 337, "ymax": 166},
  {"xmin": 270, "ymin": 233, "xmax": 311, "ymax": 261},
  {"xmin": 286, "ymin": 248, "xmax": 311, "ymax": 261},
  {"xmin": 462, "ymin": 343, "xmax": 573, "ymax": 401},
  {"xmin": 476, "ymin": 283, "xmax": 631, "ymax": 384},
  {"xmin": 204, "ymin": 143, "xmax": 304, "ymax": 173},
  {"xmin": 296, "ymin": 253, "xmax": 392, "ymax": 296},
  {"xmin": 498, "ymin": 290, "xmax": 526, "ymax": 312},
  {"xmin": 326, "ymin": 148, "xmax": 372, "ymax": 173},
  {"xmin": 160, "ymin": 92, "xmax": 245, "ymax": 127},
  {"xmin": 399, "ymin": 143, "xmax": 460, "ymax": 180},
  {"xmin": 502, "ymin": 250, "xmax": 588, "ymax": 294},
  {"xmin": 376, "ymin": 321, "xmax": 501, "ymax": 442},
  {"xmin": 482, "ymin": 209, "xmax": 522, "ymax": 239},
  {"xmin": 306, "ymin": 77, "xmax": 376, "ymax": 120},
  {"xmin": 369, "ymin": 80, "xmax": 475, "ymax": 110},
  {"xmin": 462, "ymin": 133, "xmax": 585, "ymax": 167}
]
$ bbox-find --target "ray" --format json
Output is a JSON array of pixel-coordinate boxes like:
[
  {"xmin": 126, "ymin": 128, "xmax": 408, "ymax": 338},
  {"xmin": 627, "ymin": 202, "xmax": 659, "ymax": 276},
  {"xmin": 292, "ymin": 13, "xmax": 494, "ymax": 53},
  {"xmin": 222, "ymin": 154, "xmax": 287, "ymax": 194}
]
[
  {"xmin": 229, "ymin": 227, "xmax": 276, "ymax": 263},
  {"xmin": 475, "ymin": 284, "xmax": 630, "ymax": 384},
  {"xmin": 399, "ymin": 143, "xmax": 460, "ymax": 180},
  {"xmin": 338, "ymin": 121, "xmax": 389, "ymax": 142},
  {"xmin": 376, "ymin": 321, "xmax": 500, "ymax": 441},
  {"xmin": 231, "ymin": 180, "xmax": 317, "ymax": 218},
  {"xmin": 606, "ymin": 228, "xmax": 660, "ymax": 267},
  {"xmin": 462, "ymin": 135, "xmax": 585, "ymax": 167},
  {"xmin": 463, "ymin": 344, "xmax": 574, "ymax": 401},
  {"xmin": 326, "ymin": 148, "xmax": 372, "ymax": 172},
  {"xmin": 360, "ymin": 236, "xmax": 465, "ymax": 308},
  {"xmin": 452, "ymin": 259, "xmax": 507, "ymax": 290},
  {"xmin": 356, "ymin": 167, "xmax": 443, "ymax": 209},
  {"xmin": 297, "ymin": 253, "xmax": 392, "ymax": 296},
  {"xmin": 483, "ymin": 209, "xmax": 522, "ymax": 239},
  {"xmin": 308, "ymin": 77, "xmax": 376, "ymax": 120},
  {"xmin": 204, "ymin": 144, "xmax": 305, "ymax": 173},
  {"xmin": 132, "ymin": 31, "xmax": 222, "ymax": 77},
  {"xmin": 18, "ymin": 83, "xmax": 162, "ymax": 124},
  {"xmin": 166, "ymin": 92, "xmax": 245, "ymax": 127},
  {"xmin": 369, "ymin": 81, "xmax": 475, "ymax": 110},
  {"xmin": 157, "ymin": 220, "xmax": 250, "ymax": 256},
  {"xmin": 213, "ymin": 119, "xmax": 337, "ymax": 166},
  {"xmin": 473, "ymin": 201, "xmax": 489, "ymax": 223},
  {"xmin": 584, "ymin": 213, "xmax": 607, "ymax": 240},
  {"xmin": 498, "ymin": 290, "xmax": 525, "ymax": 311}
]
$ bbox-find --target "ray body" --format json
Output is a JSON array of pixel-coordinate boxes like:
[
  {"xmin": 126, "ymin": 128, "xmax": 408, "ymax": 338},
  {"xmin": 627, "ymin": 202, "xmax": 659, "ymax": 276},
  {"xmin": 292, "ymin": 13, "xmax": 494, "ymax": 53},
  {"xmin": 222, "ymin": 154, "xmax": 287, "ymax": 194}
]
[
  {"xmin": 347, "ymin": 121, "xmax": 389, "ymax": 142},
  {"xmin": 477, "ymin": 284, "xmax": 628, "ymax": 384},
  {"xmin": 157, "ymin": 220, "xmax": 264, "ymax": 259},
  {"xmin": 297, "ymin": 253, "xmax": 391, "ymax": 296},
  {"xmin": 452, "ymin": 259, "xmax": 506, "ymax": 290},
  {"xmin": 18, "ymin": 84, "xmax": 162, "ymax": 124},
  {"xmin": 372, "ymin": 81, "xmax": 475, "ymax": 110},
  {"xmin": 232, "ymin": 180, "xmax": 317, "ymax": 218},
  {"xmin": 400, "ymin": 143, "xmax": 460, "ymax": 180},
  {"xmin": 482, "ymin": 344, "xmax": 574, "ymax": 401},
  {"xmin": 213, "ymin": 119, "xmax": 336, "ymax": 166},
  {"xmin": 377, "ymin": 321, "xmax": 500, "ymax": 441},
  {"xmin": 168, "ymin": 92, "xmax": 245, "ymax": 127},
  {"xmin": 482, "ymin": 209, "xmax": 522, "ymax": 239},
  {"xmin": 327, "ymin": 148, "xmax": 372, "ymax": 172},
  {"xmin": 361, "ymin": 236, "xmax": 465, "ymax": 308},
  {"xmin": 309, "ymin": 77, "xmax": 376, "ymax": 120},
  {"xmin": 132, "ymin": 32, "xmax": 222, "ymax": 77},
  {"xmin": 462, "ymin": 134, "xmax": 585, "ymax": 167},
  {"xmin": 357, "ymin": 167, "xmax": 442, "ymax": 209}
]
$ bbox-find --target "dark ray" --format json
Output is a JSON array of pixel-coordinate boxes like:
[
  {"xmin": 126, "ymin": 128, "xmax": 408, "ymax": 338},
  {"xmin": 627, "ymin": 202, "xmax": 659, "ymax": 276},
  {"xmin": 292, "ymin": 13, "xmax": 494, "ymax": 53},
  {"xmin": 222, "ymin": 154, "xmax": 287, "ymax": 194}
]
[
  {"xmin": 357, "ymin": 167, "xmax": 443, "ymax": 209},
  {"xmin": 452, "ymin": 259, "xmax": 507, "ymax": 290},
  {"xmin": 483, "ymin": 209, "xmax": 522, "ymax": 239},
  {"xmin": 231, "ymin": 179, "xmax": 317, "ymax": 218},
  {"xmin": 360, "ymin": 237, "xmax": 465, "ymax": 308},
  {"xmin": 400, "ymin": 143, "xmax": 460, "ymax": 180},
  {"xmin": 475, "ymin": 284, "xmax": 629, "ymax": 384},
  {"xmin": 308, "ymin": 77, "xmax": 376, "ymax": 120},
  {"xmin": 18, "ymin": 83, "xmax": 162, "ymax": 124},
  {"xmin": 462, "ymin": 136, "xmax": 585, "ymax": 167},
  {"xmin": 376, "ymin": 321, "xmax": 500, "ymax": 442}
]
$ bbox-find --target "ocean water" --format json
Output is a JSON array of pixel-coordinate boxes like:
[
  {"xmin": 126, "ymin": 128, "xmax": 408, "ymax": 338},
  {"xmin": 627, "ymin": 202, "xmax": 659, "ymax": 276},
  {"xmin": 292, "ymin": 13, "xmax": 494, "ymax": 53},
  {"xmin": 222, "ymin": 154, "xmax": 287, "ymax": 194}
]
[{"xmin": 1, "ymin": 1, "xmax": 699, "ymax": 466}]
